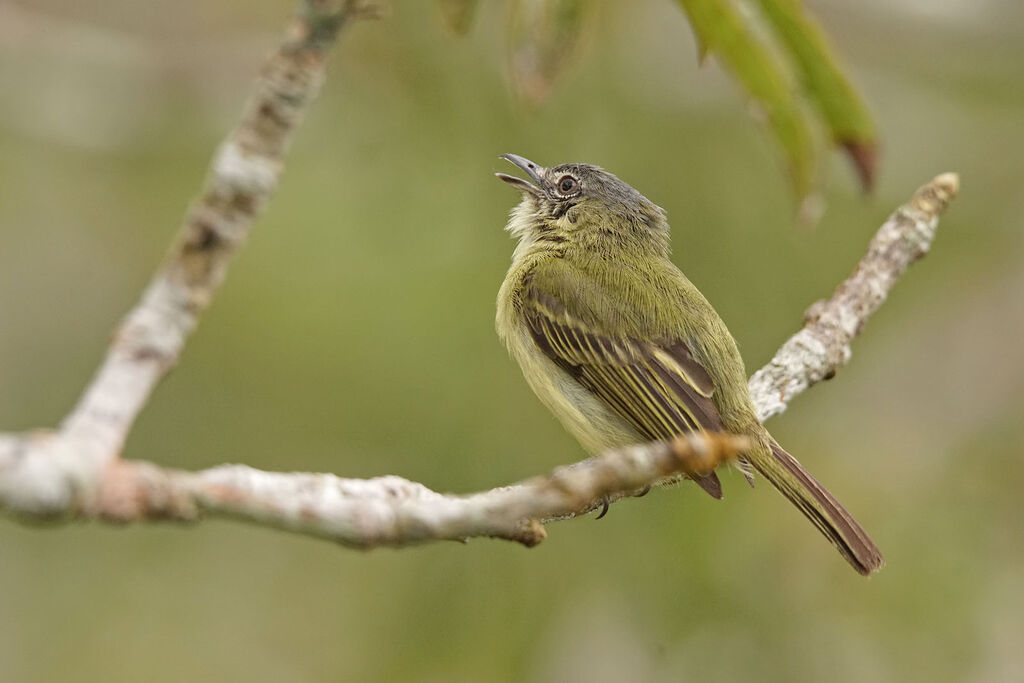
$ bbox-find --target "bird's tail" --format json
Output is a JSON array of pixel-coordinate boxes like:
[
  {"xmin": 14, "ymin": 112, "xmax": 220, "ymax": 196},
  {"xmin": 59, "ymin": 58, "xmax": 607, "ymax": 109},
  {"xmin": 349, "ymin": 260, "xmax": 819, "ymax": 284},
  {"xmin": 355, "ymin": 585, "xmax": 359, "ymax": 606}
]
[{"xmin": 750, "ymin": 433, "xmax": 884, "ymax": 576}]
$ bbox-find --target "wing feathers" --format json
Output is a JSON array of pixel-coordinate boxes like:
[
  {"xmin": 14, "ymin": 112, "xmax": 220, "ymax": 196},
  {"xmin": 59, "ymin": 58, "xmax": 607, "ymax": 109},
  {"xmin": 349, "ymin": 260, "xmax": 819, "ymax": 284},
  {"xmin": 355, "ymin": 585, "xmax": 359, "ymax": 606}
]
[{"xmin": 523, "ymin": 283, "xmax": 731, "ymax": 498}]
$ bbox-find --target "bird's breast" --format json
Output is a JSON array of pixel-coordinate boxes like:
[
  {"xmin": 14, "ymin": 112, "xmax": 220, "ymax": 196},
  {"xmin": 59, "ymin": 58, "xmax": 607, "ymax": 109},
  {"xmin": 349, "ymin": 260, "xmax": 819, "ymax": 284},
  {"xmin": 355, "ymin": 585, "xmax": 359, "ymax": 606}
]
[{"xmin": 498, "ymin": 315, "xmax": 642, "ymax": 455}]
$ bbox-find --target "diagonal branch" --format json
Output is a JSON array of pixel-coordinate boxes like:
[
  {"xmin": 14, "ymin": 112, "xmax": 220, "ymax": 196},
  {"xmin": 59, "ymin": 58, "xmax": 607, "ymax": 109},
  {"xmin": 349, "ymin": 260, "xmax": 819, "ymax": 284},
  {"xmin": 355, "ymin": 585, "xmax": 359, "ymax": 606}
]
[
  {"xmin": 0, "ymin": 0, "xmax": 960, "ymax": 550},
  {"xmin": 0, "ymin": 0, "xmax": 379, "ymax": 516},
  {"xmin": 749, "ymin": 172, "xmax": 959, "ymax": 421}
]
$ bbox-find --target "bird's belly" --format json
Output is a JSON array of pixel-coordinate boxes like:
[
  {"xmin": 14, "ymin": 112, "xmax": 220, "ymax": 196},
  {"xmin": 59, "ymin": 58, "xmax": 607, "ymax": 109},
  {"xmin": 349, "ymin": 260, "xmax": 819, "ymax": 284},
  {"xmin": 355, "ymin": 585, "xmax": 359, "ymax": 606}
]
[{"xmin": 504, "ymin": 325, "xmax": 642, "ymax": 454}]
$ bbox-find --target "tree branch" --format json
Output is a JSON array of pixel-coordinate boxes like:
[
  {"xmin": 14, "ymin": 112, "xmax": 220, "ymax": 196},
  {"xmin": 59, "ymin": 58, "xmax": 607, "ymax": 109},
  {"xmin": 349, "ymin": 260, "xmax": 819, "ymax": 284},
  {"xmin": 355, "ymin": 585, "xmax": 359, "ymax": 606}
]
[
  {"xmin": 748, "ymin": 172, "xmax": 959, "ymax": 421},
  {"xmin": 0, "ymin": 0, "xmax": 378, "ymax": 517},
  {"xmin": 86, "ymin": 433, "xmax": 747, "ymax": 547},
  {"xmin": 0, "ymin": 0, "xmax": 959, "ymax": 549}
]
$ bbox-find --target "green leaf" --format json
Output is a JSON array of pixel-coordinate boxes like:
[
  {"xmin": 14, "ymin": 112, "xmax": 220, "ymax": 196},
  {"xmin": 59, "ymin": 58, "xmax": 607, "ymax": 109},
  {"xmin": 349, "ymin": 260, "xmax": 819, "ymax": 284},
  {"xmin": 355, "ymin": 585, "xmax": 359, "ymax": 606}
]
[
  {"xmin": 755, "ymin": 0, "xmax": 877, "ymax": 190},
  {"xmin": 436, "ymin": 0, "xmax": 479, "ymax": 36},
  {"xmin": 676, "ymin": 0, "xmax": 818, "ymax": 199},
  {"xmin": 507, "ymin": 0, "xmax": 592, "ymax": 107}
]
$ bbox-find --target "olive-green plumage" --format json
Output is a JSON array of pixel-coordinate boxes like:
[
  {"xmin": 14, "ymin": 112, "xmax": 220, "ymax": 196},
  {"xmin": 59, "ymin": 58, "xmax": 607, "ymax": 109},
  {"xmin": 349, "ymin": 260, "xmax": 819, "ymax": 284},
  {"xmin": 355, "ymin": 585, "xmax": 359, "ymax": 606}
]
[{"xmin": 494, "ymin": 154, "xmax": 882, "ymax": 575}]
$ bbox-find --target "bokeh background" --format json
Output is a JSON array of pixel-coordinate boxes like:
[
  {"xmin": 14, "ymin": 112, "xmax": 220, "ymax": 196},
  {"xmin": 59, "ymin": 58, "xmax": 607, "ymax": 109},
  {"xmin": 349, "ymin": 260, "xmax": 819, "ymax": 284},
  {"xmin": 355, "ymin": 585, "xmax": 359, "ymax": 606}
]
[{"xmin": 1, "ymin": 1, "xmax": 1022, "ymax": 681}]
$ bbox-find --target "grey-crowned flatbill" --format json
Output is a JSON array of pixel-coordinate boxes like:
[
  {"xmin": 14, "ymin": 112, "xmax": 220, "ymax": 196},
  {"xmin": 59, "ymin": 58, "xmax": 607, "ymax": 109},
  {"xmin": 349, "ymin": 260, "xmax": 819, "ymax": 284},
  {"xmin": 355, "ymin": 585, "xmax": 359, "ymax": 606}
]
[{"xmin": 495, "ymin": 154, "xmax": 883, "ymax": 575}]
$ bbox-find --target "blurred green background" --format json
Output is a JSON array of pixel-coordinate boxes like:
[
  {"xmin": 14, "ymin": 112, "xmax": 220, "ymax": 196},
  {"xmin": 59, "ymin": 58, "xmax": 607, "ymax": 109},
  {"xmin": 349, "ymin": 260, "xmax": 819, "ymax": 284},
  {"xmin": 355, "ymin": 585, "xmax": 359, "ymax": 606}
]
[{"xmin": 2, "ymin": 1, "xmax": 1023, "ymax": 681}]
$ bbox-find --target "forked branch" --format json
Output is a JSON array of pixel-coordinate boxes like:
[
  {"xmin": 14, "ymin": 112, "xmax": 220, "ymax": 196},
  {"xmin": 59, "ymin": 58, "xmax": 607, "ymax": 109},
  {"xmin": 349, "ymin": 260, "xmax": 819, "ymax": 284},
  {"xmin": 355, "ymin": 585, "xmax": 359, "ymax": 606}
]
[{"xmin": 0, "ymin": 0, "xmax": 958, "ymax": 549}]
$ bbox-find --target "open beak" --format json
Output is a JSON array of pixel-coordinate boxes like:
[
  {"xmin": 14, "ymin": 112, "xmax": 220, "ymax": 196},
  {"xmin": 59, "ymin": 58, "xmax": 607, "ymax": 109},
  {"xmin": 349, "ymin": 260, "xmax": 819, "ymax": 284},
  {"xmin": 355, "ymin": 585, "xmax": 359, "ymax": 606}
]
[{"xmin": 496, "ymin": 153, "xmax": 545, "ymax": 197}]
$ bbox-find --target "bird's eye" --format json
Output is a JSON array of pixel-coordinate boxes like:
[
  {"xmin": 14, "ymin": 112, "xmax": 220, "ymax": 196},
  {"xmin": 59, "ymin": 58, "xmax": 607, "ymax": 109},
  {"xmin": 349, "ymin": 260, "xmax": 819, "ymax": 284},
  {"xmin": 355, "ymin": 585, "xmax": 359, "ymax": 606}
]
[{"xmin": 556, "ymin": 175, "xmax": 579, "ymax": 195}]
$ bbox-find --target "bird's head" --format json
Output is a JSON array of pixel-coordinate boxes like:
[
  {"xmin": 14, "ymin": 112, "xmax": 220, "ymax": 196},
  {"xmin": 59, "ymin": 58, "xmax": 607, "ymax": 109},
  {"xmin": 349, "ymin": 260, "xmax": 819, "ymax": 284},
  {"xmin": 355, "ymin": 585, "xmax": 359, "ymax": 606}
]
[{"xmin": 496, "ymin": 154, "xmax": 670, "ymax": 255}]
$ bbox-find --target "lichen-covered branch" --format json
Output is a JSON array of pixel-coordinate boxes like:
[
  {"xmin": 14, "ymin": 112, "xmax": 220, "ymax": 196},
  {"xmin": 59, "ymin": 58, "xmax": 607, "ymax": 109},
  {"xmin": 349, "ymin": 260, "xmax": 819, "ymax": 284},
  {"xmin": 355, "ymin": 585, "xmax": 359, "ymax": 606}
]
[
  {"xmin": 84, "ymin": 432, "xmax": 745, "ymax": 547},
  {"xmin": 0, "ymin": 0, "xmax": 960, "ymax": 551},
  {"xmin": 748, "ymin": 173, "xmax": 960, "ymax": 421},
  {"xmin": 0, "ymin": 0, "xmax": 377, "ymax": 517}
]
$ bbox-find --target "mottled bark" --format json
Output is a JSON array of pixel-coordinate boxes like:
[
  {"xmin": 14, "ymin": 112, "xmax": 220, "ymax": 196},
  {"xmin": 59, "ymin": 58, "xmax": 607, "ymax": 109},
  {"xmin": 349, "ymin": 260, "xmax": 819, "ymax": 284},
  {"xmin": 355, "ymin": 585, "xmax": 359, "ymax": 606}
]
[{"xmin": 0, "ymin": 1, "xmax": 958, "ymax": 550}]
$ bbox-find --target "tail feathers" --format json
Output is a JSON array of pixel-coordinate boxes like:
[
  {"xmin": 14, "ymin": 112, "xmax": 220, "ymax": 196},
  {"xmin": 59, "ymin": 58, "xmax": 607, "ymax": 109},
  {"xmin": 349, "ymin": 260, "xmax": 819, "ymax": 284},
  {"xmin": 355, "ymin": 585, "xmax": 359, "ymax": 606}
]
[{"xmin": 754, "ymin": 439, "xmax": 884, "ymax": 576}]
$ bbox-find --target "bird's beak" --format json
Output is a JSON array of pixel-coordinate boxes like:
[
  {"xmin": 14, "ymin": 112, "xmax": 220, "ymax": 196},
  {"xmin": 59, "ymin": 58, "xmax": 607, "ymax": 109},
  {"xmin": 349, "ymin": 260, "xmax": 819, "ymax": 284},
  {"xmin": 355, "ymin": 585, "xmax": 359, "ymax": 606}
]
[{"xmin": 496, "ymin": 153, "xmax": 545, "ymax": 197}]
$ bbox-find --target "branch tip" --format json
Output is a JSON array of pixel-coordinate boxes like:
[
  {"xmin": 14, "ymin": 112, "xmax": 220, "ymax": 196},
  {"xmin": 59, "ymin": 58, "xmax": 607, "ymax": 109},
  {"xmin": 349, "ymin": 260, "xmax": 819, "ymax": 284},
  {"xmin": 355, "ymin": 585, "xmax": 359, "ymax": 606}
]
[
  {"xmin": 912, "ymin": 172, "xmax": 959, "ymax": 215},
  {"xmin": 747, "ymin": 171, "xmax": 958, "ymax": 422},
  {"xmin": 512, "ymin": 519, "xmax": 547, "ymax": 547}
]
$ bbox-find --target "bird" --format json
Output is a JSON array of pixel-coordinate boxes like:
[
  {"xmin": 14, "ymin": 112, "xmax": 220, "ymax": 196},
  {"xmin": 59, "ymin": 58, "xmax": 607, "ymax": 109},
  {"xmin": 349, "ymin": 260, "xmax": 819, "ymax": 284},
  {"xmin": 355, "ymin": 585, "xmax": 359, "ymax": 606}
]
[{"xmin": 494, "ymin": 153, "xmax": 883, "ymax": 575}]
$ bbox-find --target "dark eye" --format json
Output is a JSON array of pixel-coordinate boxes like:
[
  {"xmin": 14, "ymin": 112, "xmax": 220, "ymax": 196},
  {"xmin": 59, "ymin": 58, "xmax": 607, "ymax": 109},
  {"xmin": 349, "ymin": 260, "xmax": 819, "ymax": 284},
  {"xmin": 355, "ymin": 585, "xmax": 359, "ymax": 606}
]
[{"xmin": 557, "ymin": 175, "xmax": 579, "ymax": 195}]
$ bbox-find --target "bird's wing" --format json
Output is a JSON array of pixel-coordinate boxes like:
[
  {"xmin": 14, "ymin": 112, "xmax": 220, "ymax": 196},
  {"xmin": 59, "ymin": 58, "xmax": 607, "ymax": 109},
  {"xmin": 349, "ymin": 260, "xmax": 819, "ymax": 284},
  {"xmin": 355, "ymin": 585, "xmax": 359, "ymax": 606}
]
[{"xmin": 522, "ymin": 277, "xmax": 731, "ymax": 498}]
